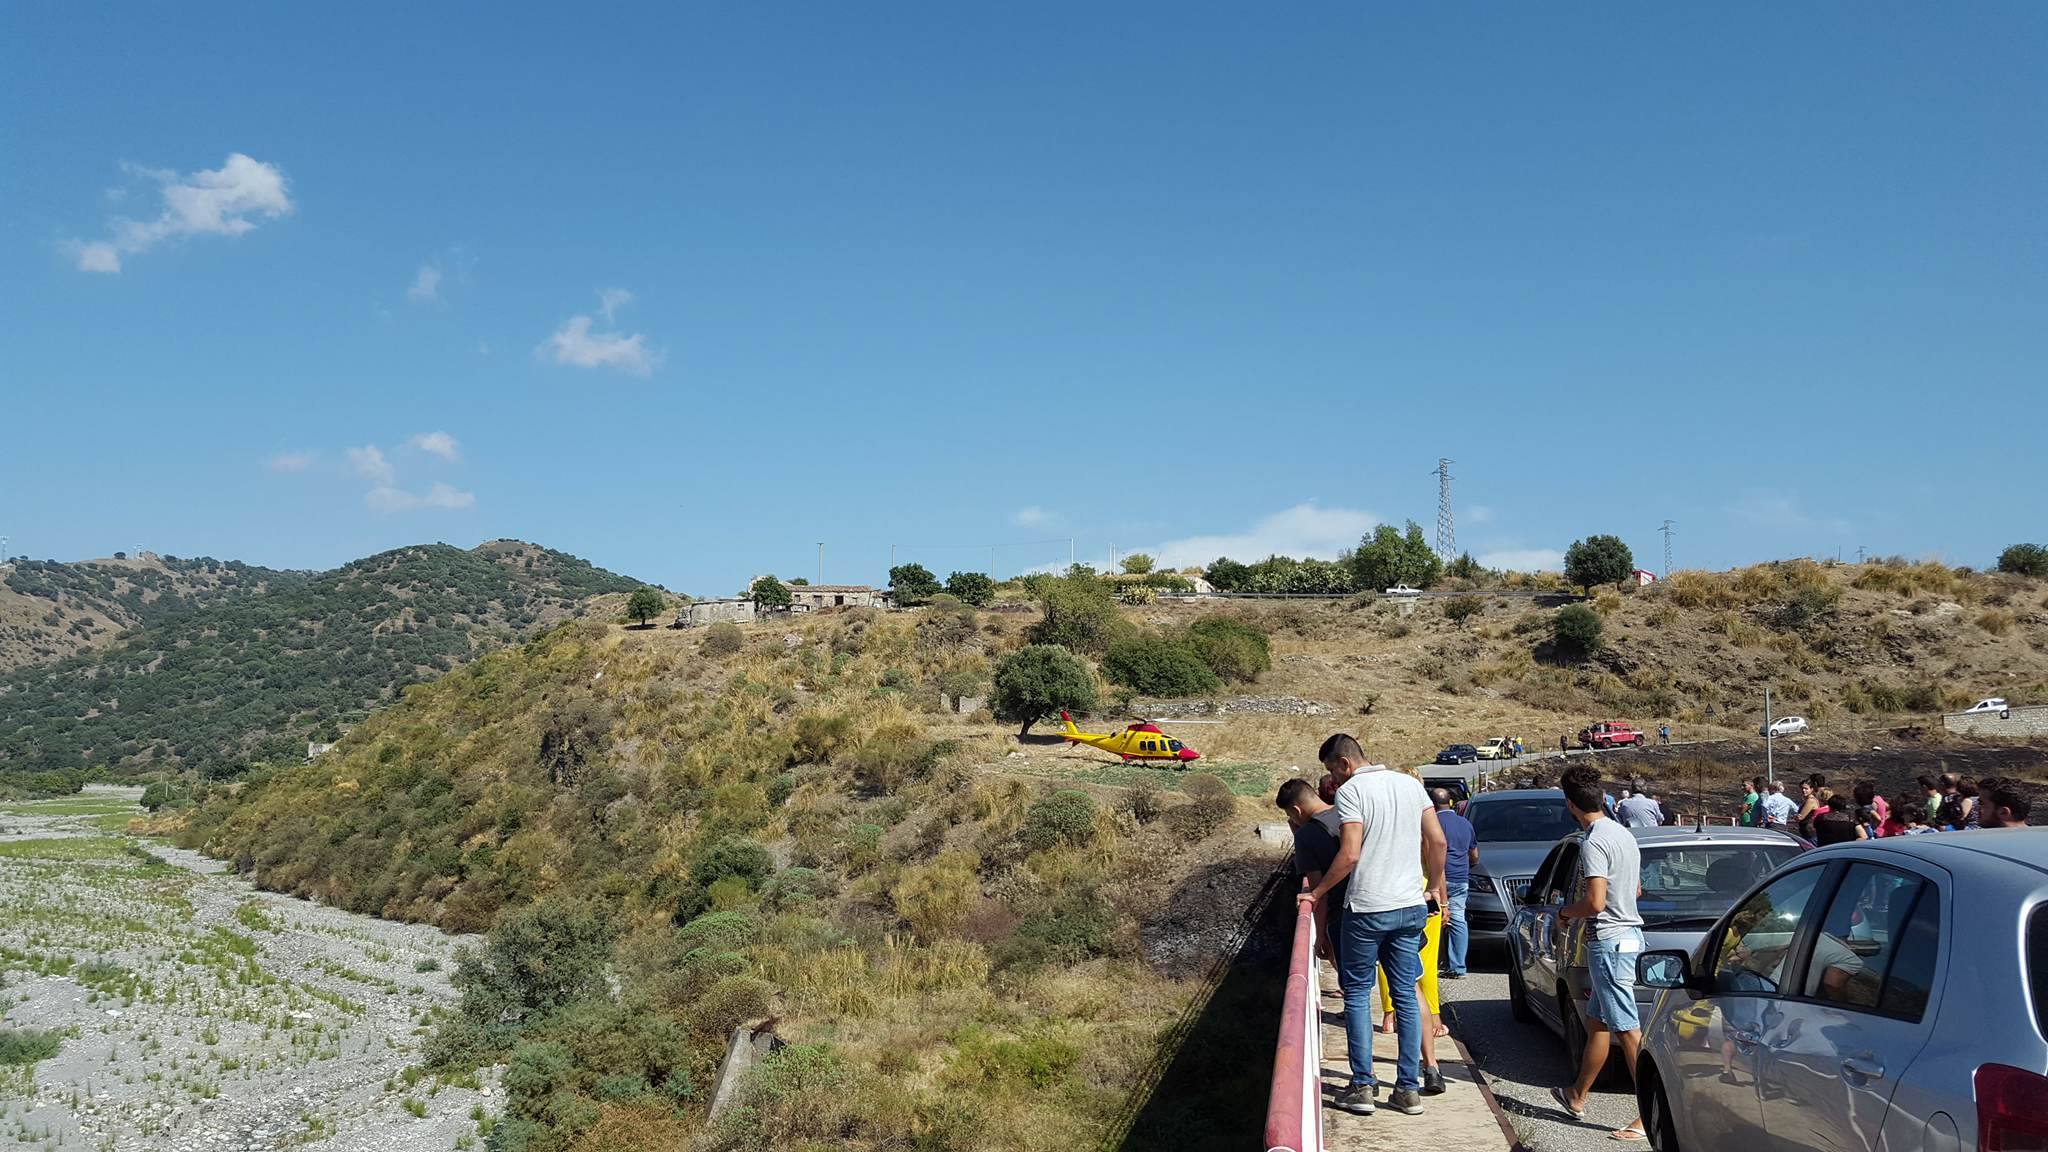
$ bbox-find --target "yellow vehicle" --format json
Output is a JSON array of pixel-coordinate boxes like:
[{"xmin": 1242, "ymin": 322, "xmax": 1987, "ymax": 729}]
[
  {"xmin": 1058, "ymin": 711, "xmax": 1202, "ymax": 764},
  {"xmin": 1476, "ymin": 737, "xmax": 1515, "ymax": 761}
]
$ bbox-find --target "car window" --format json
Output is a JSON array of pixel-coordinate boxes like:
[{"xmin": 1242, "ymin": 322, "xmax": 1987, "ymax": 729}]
[
  {"xmin": 1468, "ymin": 797, "xmax": 1578, "ymax": 843},
  {"xmin": 1638, "ymin": 844, "xmax": 1801, "ymax": 927},
  {"xmin": 1712, "ymin": 865, "xmax": 1826, "ymax": 995},
  {"xmin": 1807, "ymin": 863, "xmax": 1929, "ymax": 1012},
  {"xmin": 1547, "ymin": 845, "xmax": 1581, "ymax": 905},
  {"xmin": 1528, "ymin": 843, "xmax": 1566, "ymax": 901},
  {"xmin": 1879, "ymin": 885, "xmax": 1940, "ymax": 1021}
]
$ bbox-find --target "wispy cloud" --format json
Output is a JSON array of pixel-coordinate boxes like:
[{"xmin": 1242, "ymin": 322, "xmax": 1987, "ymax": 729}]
[
  {"xmin": 268, "ymin": 451, "xmax": 315, "ymax": 473},
  {"xmin": 408, "ymin": 431, "xmax": 460, "ymax": 461},
  {"xmin": 598, "ymin": 287, "xmax": 634, "ymax": 324},
  {"xmin": 407, "ymin": 263, "xmax": 442, "ymax": 301},
  {"xmin": 346, "ymin": 445, "xmax": 395, "ymax": 486},
  {"xmin": 542, "ymin": 314, "xmax": 659, "ymax": 376},
  {"xmin": 1466, "ymin": 504, "xmax": 1494, "ymax": 524},
  {"xmin": 72, "ymin": 153, "xmax": 292, "ymax": 273},
  {"xmin": 1013, "ymin": 506, "xmax": 1049, "ymax": 527},
  {"xmin": 367, "ymin": 482, "xmax": 474, "ymax": 512},
  {"xmin": 1477, "ymin": 548, "xmax": 1565, "ymax": 572},
  {"xmin": 1149, "ymin": 503, "xmax": 1381, "ymax": 570}
]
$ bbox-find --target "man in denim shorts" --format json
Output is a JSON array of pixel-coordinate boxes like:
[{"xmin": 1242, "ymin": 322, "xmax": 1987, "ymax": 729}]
[{"xmin": 1552, "ymin": 765, "xmax": 1646, "ymax": 1141}]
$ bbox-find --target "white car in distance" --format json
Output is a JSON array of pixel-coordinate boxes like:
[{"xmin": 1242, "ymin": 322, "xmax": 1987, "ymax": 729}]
[
  {"xmin": 1384, "ymin": 584, "xmax": 1423, "ymax": 597},
  {"xmin": 1763, "ymin": 715, "xmax": 1809, "ymax": 738},
  {"xmin": 1963, "ymin": 697, "xmax": 2011, "ymax": 715}
]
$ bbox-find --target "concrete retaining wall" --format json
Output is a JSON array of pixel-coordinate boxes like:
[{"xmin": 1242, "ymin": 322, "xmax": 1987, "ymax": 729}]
[{"xmin": 1943, "ymin": 704, "xmax": 2048, "ymax": 737}]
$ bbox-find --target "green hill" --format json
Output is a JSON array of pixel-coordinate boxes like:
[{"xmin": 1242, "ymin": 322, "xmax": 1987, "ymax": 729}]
[
  {"xmin": 0, "ymin": 540, "xmax": 641, "ymax": 776},
  {"xmin": 0, "ymin": 552, "xmax": 305, "ymax": 671}
]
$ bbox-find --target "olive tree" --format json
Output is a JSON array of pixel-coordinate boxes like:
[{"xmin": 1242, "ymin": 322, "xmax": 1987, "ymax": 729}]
[{"xmin": 991, "ymin": 645, "xmax": 1098, "ymax": 737}]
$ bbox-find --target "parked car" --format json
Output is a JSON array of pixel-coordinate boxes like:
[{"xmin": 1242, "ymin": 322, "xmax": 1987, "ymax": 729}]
[
  {"xmin": 1423, "ymin": 775, "xmax": 1472, "ymax": 804},
  {"xmin": 1461, "ymin": 789, "xmax": 1580, "ymax": 947},
  {"xmin": 1505, "ymin": 825, "xmax": 1805, "ymax": 1076},
  {"xmin": 1436, "ymin": 744, "xmax": 1480, "ymax": 765},
  {"xmin": 1384, "ymin": 584, "xmax": 1423, "ymax": 597},
  {"xmin": 1633, "ymin": 829, "xmax": 2048, "ymax": 1152},
  {"xmin": 1762, "ymin": 716, "xmax": 1809, "ymax": 738},
  {"xmin": 1579, "ymin": 721, "xmax": 1647, "ymax": 749},
  {"xmin": 1963, "ymin": 697, "xmax": 2012, "ymax": 715},
  {"xmin": 1477, "ymin": 737, "xmax": 1516, "ymax": 761}
]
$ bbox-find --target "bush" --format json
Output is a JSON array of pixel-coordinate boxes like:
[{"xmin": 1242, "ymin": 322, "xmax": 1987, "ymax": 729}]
[
  {"xmin": 1120, "ymin": 553, "xmax": 1156, "ymax": 575},
  {"xmin": 701, "ymin": 623, "xmax": 744, "ymax": 656},
  {"xmin": 1101, "ymin": 636, "xmax": 1220, "ymax": 697},
  {"xmin": 999, "ymin": 888, "xmax": 1115, "ymax": 969},
  {"xmin": 760, "ymin": 867, "xmax": 834, "ymax": 911},
  {"xmin": 990, "ymin": 646, "xmax": 1098, "ymax": 736},
  {"xmin": 1183, "ymin": 616, "xmax": 1271, "ymax": 683},
  {"xmin": 689, "ymin": 976, "xmax": 771, "ymax": 1039},
  {"xmin": 1020, "ymin": 790, "xmax": 1099, "ymax": 853},
  {"xmin": 679, "ymin": 836, "xmax": 774, "ymax": 919},
  {"xmin": 1174, "ymin": 773, "xmax": 1237, "ymax": 838},
  {"xmin": 0, "ymin": 1028, "xmax": 61, "ymax": 1066},
  {"xmin": 1441, "ymin": 595, "xmax": 1483, "ymax": 627},
  {"xmin": 1025, "ymin": 572, "xmax": 1130, "ymax": 654},
  {"xmin": 1125, "ymin": 778, "xmax": 1162, "ymax": 824},
  {"xmin": 891, "ymin": 851, "xmax": 981, "ymax": 937},
  {"xmin": 1564, "ymin": 535, "xmax": 1634, "ymax": 592},
  {"xmin": 943, "ymin": 571, "xmax": 995, "ymax": 607},
  {"xmin": 1552, "ymin": 605, "xmax": 1603, "ymax": 660},
  {"xmin": 1999, "ymin": 544, "xmax": 2048, "ymax": 577},
  {"xmin": 439, "ymin": 899, "xmax": 616, "ymax": 1065},
  {"xmin": 889, "ymin": 564, "xmax": 942, "ymax": 606}
]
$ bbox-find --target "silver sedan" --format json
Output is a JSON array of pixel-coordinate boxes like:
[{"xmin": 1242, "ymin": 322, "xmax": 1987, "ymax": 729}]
[{"xmin": 1634, "ymin": 828, "xmax": 2048, "ymax": 1152}]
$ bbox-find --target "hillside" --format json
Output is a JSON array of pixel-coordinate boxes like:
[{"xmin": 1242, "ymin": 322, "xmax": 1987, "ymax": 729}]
[
  {"xmin": 0, "ymin": 540, "xmax": 642, "ymax": 776},
  {"xmin": 0, "ymin": 552, "xmax": 305, "ymax": 671}
]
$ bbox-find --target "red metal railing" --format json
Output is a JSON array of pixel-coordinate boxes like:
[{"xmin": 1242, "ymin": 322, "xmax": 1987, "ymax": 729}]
[{"xmin": 1263, "ymin": 882, "xmax": 1323, "ymax": 1152}]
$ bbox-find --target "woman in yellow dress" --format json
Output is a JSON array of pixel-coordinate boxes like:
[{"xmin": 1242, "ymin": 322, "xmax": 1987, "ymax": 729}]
[{"xmin": 1377, "ymin": 878, "xmax": 1449, "ymax": 1087}]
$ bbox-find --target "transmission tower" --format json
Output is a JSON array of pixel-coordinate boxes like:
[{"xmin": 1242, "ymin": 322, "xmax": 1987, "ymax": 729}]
[
  {"xmin": 1660, "ymin": 520, "xmax": 1677, "ymax": 579},
  {"xmin": 1431, "ymin": 459, "xmax": 1455, "ymax": 559}
]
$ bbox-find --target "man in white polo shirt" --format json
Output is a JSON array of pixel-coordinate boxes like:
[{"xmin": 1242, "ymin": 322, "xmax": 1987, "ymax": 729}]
[{"xmin": 1300, "ymin": 733, "xmax": 1447, "ymax": 1117}]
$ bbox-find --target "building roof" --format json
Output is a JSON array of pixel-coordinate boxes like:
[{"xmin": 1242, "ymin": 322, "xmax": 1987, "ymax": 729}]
[{"xmin": 791, "ymin": 584, "xmax": 881, "ymax": 593}]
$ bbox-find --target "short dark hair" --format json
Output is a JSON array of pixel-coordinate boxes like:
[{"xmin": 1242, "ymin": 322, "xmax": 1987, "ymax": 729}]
[
  {"xmin": 1275, "ymin": 778, "xmax": 1319, "ymax": 810},
  {"xmin": 1807, "ymin": 773, "xmax": 1827, "ymax": 790},
  {"xmin": 1814, "ymin": 812, "xmax": 1860, "ymax": 846},
  {"xmin": 1957, "ymin": 779, "xmax": 1979, "ymax": 799},
  {"xmin": 1988, "ymin": 778, "xmax": 2033, "ymax": 821},
  {"xmin": 1559, "ymin": 765, "xmax": 1604, "ymax": 815},
  {"xmin": 1318, "ymin": 733, "xmax": 1364, "ymax": 765},
  {"xmin": 1918, "ymin": 775, "xmax": 1938, "ymax": 790},
  {"xmin": 1749, "ymin": 776, "xmax": 1765, "ymax": 791},
  {"xmin": 1853, "ymin": 781, "xmax": 1876, "ymax": 806}
]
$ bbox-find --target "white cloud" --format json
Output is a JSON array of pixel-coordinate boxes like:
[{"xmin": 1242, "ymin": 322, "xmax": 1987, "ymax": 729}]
[
  {"xmin": 1013, "ymin": 506, "xmax": 1048, "ymax": 527},
  {"xmin": 408, "ymin": 431, "xmax": 460, "ymax": 461},
  {"xmin": 1477, "ymin": 548, "xmax": 1565, "ymax": 572},
  {"xmin": 268, "ymin": 451, "xmax": 315, "ymax": 472},
  {"xmin": 367, "ymin": 482, "xmax": 474, "ymax": 512},
  {"xmin": 598, "ymin": 287, "xmax": 634, "ymax": 323},
  {"xmin": 1149, "ymin": 503, "xmax": 1381, "ymax": 570},
  {"xmin": 1466, "ymin": 504, "xmax": 1494, "ymax": 524},
  {"xmin": 346, "ymin": 445, "xmax": 395, "ymax": 486},
  {"xmin": 73, "ymin": 153, "xmax": 292, "ymax": 273},
  {"xmin": 541, "ymin": 314, "xmax": 659, "ymax": 376},
  {"xmin": 408, "ymin": 264, "xmax": 442, "ymax": 301}
]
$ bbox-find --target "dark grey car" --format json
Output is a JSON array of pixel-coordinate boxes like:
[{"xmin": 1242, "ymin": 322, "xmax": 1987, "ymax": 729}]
[
  {"xmin": 1463, "ymin": 789, "xmax": 1581, "ymax": 947},
  {"xmin": 1505, "ymin": 824, "xmax": 1805, "ymax": 1074}
]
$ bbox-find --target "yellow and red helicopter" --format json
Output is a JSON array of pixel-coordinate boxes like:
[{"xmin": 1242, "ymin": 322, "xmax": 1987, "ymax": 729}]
[{"xmin": 1058, "ymin": 711, "xmax": 1202, "ymax": 764}]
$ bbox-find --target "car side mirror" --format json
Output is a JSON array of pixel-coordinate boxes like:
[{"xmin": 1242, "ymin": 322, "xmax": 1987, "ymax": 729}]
[{"xmin": 1638, "ymin": 951, "xmax": 1691, "ymax": 989}]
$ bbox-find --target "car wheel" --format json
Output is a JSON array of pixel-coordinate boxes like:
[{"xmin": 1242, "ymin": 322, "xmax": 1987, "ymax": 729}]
[
  {"xmin": 1640, "ymin": 1063, "xmax": 1680, "ymax": 1152},
  {"xmin": 1507, "ymin": 961, "xmax": 1534, "ymax": 1023}
]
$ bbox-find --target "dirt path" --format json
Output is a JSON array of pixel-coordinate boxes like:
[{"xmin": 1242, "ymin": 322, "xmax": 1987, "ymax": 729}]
[{"xmin": 0, "ymin": 787, "xmax": 497, "ymax": 1152}]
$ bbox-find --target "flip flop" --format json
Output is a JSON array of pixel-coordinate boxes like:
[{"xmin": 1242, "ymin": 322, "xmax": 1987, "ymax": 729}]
[
  {"xmin": 1551, "ymin": 1086, "xmax": 1586, "ymax": 1120},
  {"xmin": 1610, "ymin": 1126, "xmax": 1647, "ymax": 1142}
]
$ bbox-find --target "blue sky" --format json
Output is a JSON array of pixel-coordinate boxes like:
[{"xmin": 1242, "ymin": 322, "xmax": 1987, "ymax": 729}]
[{"xmin": 5, "ymin": 5, "xmax": 2042, "ymax": 594}]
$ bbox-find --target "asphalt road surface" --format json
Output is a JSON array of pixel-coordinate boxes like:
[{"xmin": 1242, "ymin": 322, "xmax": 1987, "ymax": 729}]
[{"xmin": 1441, "ymin": 953, "xmax": 1647, "ymax": 1152}]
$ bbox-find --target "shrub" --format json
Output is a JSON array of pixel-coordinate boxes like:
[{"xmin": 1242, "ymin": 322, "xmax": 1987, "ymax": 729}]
[
  {"xmin": 1183, "ymin": 616, "xmax": 1272, "ymax": 682},
  {"xmin": 701, "ymin": 623, "xmax": 744, "ymax": 656},
  {"xmin": 1174, "ymin": 773, "xmax": 1236, "ymax": 838},
  {"xmin": 943, "ymin": 571, "xmax": 995, "ymax": 607},
  {"xmin": 1441, "ymin": 595, "xmax": 1483, "ymax": 627},
  {"xmin": 0, "ymin": 1028, "xmax": 61, "ymax": 1066},
  {"xmin": 679, "ymin": 836, "xmax": 774, "ymax": 919},
  {"xmin": 1021, "ymin": 790, "xmax": 1099, "ymax": 853},
  {"xmin": 1978, "ymin": 609, "xmax": 2016, "ymax": 636},
  {"xmin": 1552, "ymin": 604, "xmax": 1603, "ymax": 660},
  {"xmin": 990, "ymin": 646, "xmax": 1098, "ymax": 736},
  {"xmin": 1101, "ymin": 636, "xmax": 1220, "ymax": 697},
  {"xmin": 1120, "ymin": 553, "xmax": 1156, "ymax": 575},
  {"xmin": 888, "ymin": 564, "xmax": 942, "ymax": 606},
  {"xmin": 1125, "ymin": 778, "xmax": 1162, "ymax": 824},
  {"xmin": 760, "ymin": 867, "xmax": 834, "ymax": 911},
  {"xmin": 1998, "ymin": 543, "xmax": 2048, "ymax": 577},
  {"xmin": 689, "ymin": 976, "xmax": 771, "ymax": 1039},
  {"xmin": 1025, "ymin": 572, "xmax": 1130, "ymax": 654},
  {"xmin": 891, "ymin": 851, "xmax": 981, "ymax": 937},
  {"xmin": 1564, "ymin": 535, "xmax": 1634, "ymax": 592},
  {"xmin": 999, "ymin": 888, "xmax": 1115, "ymax": 969}
]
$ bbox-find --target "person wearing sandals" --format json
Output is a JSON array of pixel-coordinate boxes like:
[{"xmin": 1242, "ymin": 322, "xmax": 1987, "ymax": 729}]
[{"xmin": 1551, "ymin": 764, "xmax": 1647, "ymax": 1142}]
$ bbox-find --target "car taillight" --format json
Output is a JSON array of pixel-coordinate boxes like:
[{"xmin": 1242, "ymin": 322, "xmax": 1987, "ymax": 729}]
[{"xmin": 1977, "ymin": 1064, "xmax": 2048, "ymax": 1151}]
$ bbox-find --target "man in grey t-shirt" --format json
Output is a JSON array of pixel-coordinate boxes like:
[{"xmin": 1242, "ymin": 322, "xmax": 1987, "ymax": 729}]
[{"xmin": 1552, "ymin": 765, "xmax": 1645, "ymax": 1140}]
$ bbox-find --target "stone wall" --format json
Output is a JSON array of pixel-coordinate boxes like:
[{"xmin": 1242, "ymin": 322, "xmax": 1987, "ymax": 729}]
[{"xmin": 1943, "ymin": 704, "xmax": 2048, "ymax": 737}]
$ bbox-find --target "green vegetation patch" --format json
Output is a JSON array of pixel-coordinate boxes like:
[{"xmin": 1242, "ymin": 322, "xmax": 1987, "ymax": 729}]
[
  {"xmin": 0, "ymin": 1028, "xmax": 62, "ymax": 1067},
  {"xmin": 0, "ymin": 837, "xmax": 135, "ymax": 862}
]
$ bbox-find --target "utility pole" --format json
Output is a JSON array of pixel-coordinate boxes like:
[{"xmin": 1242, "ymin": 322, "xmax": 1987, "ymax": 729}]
[
  {"xmin": 1431, "ymin": 458, "xmax": 1456, "ymax": 559},
  {"xmin": 1660, "ymin": 520, "xmax": 1677, "ymax": 579},
  {"xmin": 1856, "ymin": 546, "xmax": 1866, "ymax": 565},
  {"xmin": 816, "ymin": 542, "xmax": 823, "ymax": 585},
  {"xmin": 890, "ymin": 544, "xmax": 896, "ymax": 568},
  {"xmin": 1763, "ymin": 685, "xmax": 1775, "ymax": 786}
]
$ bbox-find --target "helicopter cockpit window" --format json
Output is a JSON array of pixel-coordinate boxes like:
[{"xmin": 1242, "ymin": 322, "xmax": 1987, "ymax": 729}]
[{"xmin": 1169, "ymin": 740, "xmax": 1183, "ymax": 751}]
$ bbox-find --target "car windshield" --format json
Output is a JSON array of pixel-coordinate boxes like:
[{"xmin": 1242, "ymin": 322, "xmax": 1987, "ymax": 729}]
[
  {"xmin": 1637, "ymin": 844, "xmax": 1801, "ymax": 925},
  {"xmin": 1467, "ymin": 797, "xmax": 1577, "ymax": 843}
]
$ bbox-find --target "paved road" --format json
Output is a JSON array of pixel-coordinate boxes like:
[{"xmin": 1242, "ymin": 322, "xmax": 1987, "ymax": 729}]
[{"xmin": 1440, "ymin": 954, "xmax": 1646, "ymax": 1151}]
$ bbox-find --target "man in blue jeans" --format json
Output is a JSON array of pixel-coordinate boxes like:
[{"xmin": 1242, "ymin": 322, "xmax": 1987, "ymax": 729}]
[
  {"xmin": 1301, "ymin": 734, "xmax": 1447, "ymax": 1118},
  {"xmin": 1431, "ymin": 788, "xmax": 1478, "ymax": 978},
  {"xmin": 1551, "ymin": 764, "xmax": 1646, "ymax": 1141}
]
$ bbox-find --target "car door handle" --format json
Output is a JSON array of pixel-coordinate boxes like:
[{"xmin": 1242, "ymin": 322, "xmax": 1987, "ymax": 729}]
[
  {"xmin": 1840, "ymin": 1056, "xmax": 1885, "ymax": 1084},
  {"xmin": 1727, "ymin": 1027, "xmax": 1760, "ymax": 1050}
]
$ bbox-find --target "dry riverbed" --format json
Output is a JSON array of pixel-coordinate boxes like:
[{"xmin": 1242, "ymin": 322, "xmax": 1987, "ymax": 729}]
[{"xmin": 0, "ymin": 786, "xmax": 498, "ymax": 1151}]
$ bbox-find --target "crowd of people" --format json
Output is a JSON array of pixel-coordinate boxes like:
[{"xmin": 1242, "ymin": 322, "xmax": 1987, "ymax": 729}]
[
  {"xmin": 1277, "ymin": 736, "xmax": 2037, "ymax": 1134},
  {"xmin": 1738, "ymin": 770, "xmax": 2033, "ymax": 843}
]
